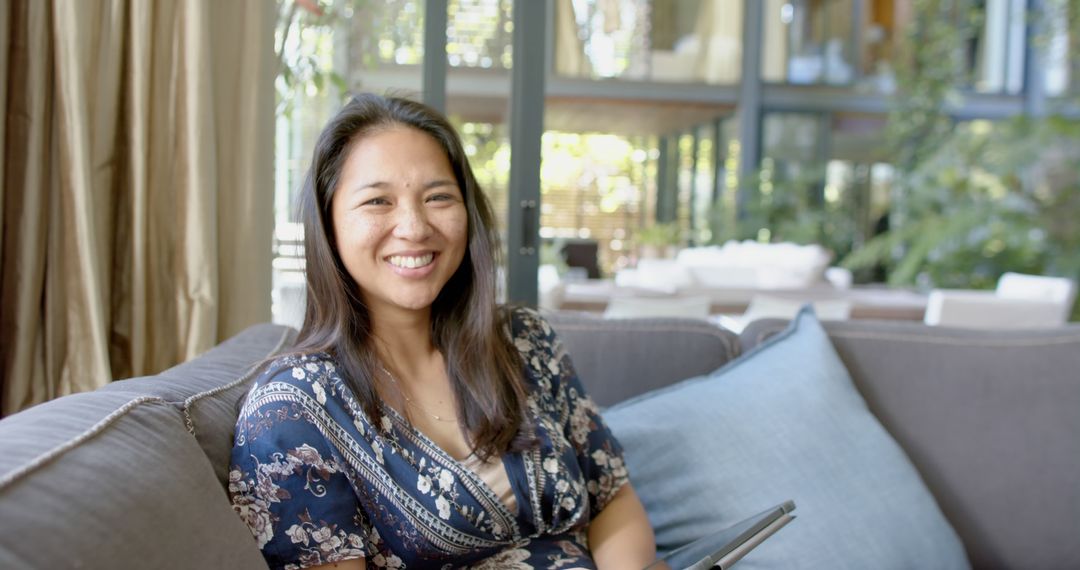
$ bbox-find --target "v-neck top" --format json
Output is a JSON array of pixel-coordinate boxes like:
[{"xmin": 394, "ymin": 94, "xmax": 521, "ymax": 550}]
[
  {"xmin": 461, "ymin": 452, "xmax": 518, "ymax": 515},
  {"xmin": 229, "ymin": 308, "xmax": 629, "ymax": 570}
]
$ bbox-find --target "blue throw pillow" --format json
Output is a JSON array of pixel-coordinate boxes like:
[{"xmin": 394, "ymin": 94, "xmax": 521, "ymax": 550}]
[{"xmin": 603, "ymin": 308, "xmax": 970, "ymax": 569}]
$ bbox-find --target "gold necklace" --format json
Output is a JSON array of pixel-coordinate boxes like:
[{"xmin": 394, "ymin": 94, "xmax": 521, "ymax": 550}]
[{"xmin": 378, "ymin": 365, "xmax": 459, "ymax": 423}]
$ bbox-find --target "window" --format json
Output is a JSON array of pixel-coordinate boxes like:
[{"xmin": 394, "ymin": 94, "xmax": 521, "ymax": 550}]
[
  {"xmin": 763, "ymin": 0, "xmax": 1026, "ymax": 95},
  {"xmin": 271, "ymin": 1, "xmax": 428, "ymax": 328},
  {"xmin": 964, "ymin": 0, "xmax": 1026, "ymax": 94},
  {"xmin": 763, "ymin": 0, "xmax": 859, "ymax": 86},
  {"xmin": 1045, "ymin": 0, "xmax": 1080, "ymax": 97},
  {"xmin": 555, "ymin": 0, "xmax": 744, "ymax": 84},
  {"xmin": 758, "ymin": 111, "xmax": 894, "ymax": 262},
  {"xmin": 540, "ymin": 132, "xmax": 652, "ymax": 275},
  {"xmin": 448, "ymin": 0, "xmax": 513, "ymax": 69}
]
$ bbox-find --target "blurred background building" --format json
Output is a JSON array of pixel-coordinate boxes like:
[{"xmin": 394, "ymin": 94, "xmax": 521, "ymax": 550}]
[
  {"xmin": 272, "ymin": 0, "xmax": 1080, "ymax": 327},
  {"xmin": 3, "ymin": 0, "xmax": 1078, "ymax": 414}
]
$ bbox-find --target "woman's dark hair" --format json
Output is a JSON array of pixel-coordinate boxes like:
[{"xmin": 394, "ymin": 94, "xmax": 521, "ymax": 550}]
[{"xmin": 292, "ymin": 93, "xmax": 531, "ymax": 459}]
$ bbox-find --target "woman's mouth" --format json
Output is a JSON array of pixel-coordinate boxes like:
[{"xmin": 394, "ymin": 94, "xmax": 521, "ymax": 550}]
[{"xmin": 387, "ymin": 253, "xmax": 435, "ymax": 269}]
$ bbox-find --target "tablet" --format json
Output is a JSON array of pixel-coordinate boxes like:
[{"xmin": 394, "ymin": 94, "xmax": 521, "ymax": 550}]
[{"xmin": 644, "ymin": 500, "xmax": 796, "ymax": 570}]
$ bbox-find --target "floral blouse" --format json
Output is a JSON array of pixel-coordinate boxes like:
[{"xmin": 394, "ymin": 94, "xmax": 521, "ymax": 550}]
[{"xmin": 229, "ymin": 309, "xmax": 629, "ymax": 569}]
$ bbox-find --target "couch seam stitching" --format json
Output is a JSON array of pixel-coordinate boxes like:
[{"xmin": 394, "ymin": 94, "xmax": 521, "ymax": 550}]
[
  {"xmin": 181, "ymin": 327, "xmax": 295, "ymax": 434},
  {"xmin": 552, "ymin": 321, "xmax": 737, "ymax": 359},
  {"xmin": 829, "ymin": 330, "xmax": 1080, "ymax": 347},
  {"xmin": 0, "ymin": 396, "xmax": 168, "ymax": 492},
  {"xmin": 551, "ymin": 322, "xmax": 730, "ymax": 339},
  {"xmin": 749, "ymin": 328, "xmax": 1080, "ymax": 348}
]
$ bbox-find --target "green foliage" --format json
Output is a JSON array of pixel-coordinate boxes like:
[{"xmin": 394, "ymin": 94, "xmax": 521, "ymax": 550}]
[
  {"xmin": 843, "ymin": 117, "xmax": 1080, "ymax": 298},
  {"xmin": 823, "ymin": 0, "xmax": 1080, "ymax": 323},
  {"xmin": 842, "ymin": 0, "xmax": 1080, "ymax": 312},
  {"xmin": 716, "ymin": 163, "xmax": 857, "ymax": 262},
  {"xmin": 741, "ymin": 165, "xmax": 828, "ymax": 241},
  {"xmin": 1039, "ymin": 0, "xmax": 1080, "ymax": 107},
  {"xmin": 636, "ymin": 222, "xmax": 682, "ymax": 247},
  {"xmin": 539, "ymin": 240, "xmax": 569, "ymax": 273},
  {"xmin": 885, "ymin": 0, "xmax": 970, "ymax": 174},
  {"xmin": 838, "ymin": 0, "xmax": 970, "ymax": 284},
  {"xmin": 275, "ymin": 0, "xmax": 356, "ymax": 117}
]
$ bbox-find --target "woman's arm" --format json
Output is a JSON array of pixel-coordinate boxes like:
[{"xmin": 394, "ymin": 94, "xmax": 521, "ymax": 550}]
[{"xmin": 588, "ymin": 483, "xmax": 658, "ymax": 570}]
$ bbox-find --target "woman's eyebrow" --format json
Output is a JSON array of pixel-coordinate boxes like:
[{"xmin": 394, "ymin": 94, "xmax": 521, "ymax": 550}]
[
  {"xmin": 352, "ymin": 179, "xmax": 457, "ymax": 193},
  {"xmin": 351, "ymin": 180, "xmax": 388, "ymax": 193},
  {"xmin": 424, "ymin": 179, "xmax": 457, "ymax": 189}
]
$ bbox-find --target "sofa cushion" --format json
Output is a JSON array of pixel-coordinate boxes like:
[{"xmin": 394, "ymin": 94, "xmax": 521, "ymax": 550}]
[
  {"xmin": 544, "ymin": 311, "xmax": 739, "ymax": 407},
  {"xmin": 603, "ymin": 308, "xmax": 969, "ymax": 569},
  {"xmin": 101, "ymin": 324, "xmax": 296, "ymax": 485},
  {"xmin": 742, "ymin": 318, "xmax": 1080, "ymax": 569},
  {"xmin": 0, "ymin": 391, "xmax": 268, "ymax": 569}
]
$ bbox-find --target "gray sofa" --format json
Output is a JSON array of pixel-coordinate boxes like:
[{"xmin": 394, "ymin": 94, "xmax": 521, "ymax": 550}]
[{"xmin": 1, "ymin": 313, "xmax": 1077, "ymax": 569}]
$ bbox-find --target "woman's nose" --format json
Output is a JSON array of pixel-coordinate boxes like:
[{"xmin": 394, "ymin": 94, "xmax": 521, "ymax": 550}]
[{"xmin": 391, "ymin": 203, "xmax": 433, "ymax": 241}]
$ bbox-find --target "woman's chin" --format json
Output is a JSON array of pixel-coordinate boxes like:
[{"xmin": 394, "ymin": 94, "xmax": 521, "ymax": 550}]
[{"xmin": 388, "ymin": 294, "xmax": 439, "ymax": 312}]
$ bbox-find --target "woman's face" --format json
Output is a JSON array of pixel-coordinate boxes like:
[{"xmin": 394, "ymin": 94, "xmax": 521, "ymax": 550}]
[{"xmin": 331, "ymin": 125, "xmax": 468, "ymax": 318}]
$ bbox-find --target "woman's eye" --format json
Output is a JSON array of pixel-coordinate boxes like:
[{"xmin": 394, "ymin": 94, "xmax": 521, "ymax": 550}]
[
  {"xmin": 362, "ymin": 197, "xmax": 390, "ymax": 206},
  {"xmin": 427, "ymin": 193, "xmax": 455, "ymax": 203}
]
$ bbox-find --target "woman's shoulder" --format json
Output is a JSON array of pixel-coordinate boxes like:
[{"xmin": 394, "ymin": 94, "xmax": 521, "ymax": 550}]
[
  {"xmin": 240, "ymin": 351, "xmax": 344, "ymax": 412},
  {"xmin": 259, "ymin": 351, "xmax": 339, "ymax": 385},
  {"xmin": 505, "ymin": 306, "xmax": 563, "ymax": 357},
  {"xmin": 505, "ymin": 305, "xmax": 554, "ymax": 341},
  {"xmin": 503, "ymin": 306, "xmax": 574, "ymax": 400}
]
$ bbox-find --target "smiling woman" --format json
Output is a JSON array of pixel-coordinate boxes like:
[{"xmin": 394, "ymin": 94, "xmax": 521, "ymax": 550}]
[
  {"xmin": 332, "ymin": 127, "xmax": 468, "ymax": 314},
  {"xmin": 228, "ymin": 94, "xmax": 657, "ymax": 570}
]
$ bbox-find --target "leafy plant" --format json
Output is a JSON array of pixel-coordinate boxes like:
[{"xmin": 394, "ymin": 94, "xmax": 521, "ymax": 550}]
[
  {"xmin": 843, "ymin": 117, "xmax": 1080, "ymax": 303},
  {"xmin": 711, "ymin": 162, "xmax": 858, "ymax": 263},
  {"xmin": 884, "ymin": 0, "xmax": 970, "ymax": 179},
  {"xmin": 842, "ymin": 0, "xmax": 1004, "ymax": 288},
  {"xmin": 275, "ymin": 0, "xmax": 352, "ymax": 117},
  {"xmin": 636, "ymin": 222, "xmax": 682, "ymax": 247},
  {"xmin": 839, "ymin": 0, "xmax": 1080, "ymax": 320}
]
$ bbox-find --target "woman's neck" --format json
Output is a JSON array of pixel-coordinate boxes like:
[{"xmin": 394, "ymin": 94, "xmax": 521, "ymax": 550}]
[{"xmin": 368, "ymin": 307, "xmax": 439, "ymax": 377}]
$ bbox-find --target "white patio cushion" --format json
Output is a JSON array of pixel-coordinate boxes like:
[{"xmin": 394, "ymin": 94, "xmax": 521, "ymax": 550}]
[{"xmin": 924, "ymin": 290, "xmax": 1067, "ymax": 329}]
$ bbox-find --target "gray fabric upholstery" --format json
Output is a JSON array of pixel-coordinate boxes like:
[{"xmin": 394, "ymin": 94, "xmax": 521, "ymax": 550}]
[
  {"xmin": 101, "ymin": 324, "xmax": 297, "ymax": 484},
  {"xmin": 543, "ymin": 312, "xmax": 740, "ymax": 407},
  {"xmin": 4, "ymin": 312, "xmax": 1075, "ymax": 569},
  {"xmin": 741, "ymin": 319, "xmax": 1080, "ymax": 570},
  {"xmin": 0, "ymin": 391, "xmax": 268, "ymax": 569}
]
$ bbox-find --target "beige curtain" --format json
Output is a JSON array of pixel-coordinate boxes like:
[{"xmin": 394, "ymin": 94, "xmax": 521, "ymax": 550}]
[{"xmin": 0, "ymin": 0, "xmax": 275, "ymax": 416}]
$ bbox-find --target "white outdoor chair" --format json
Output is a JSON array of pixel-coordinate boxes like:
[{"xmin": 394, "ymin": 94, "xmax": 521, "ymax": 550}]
[{"xmin": 923, "ymin": 272, "xmax": 1078, "ymax": 329}]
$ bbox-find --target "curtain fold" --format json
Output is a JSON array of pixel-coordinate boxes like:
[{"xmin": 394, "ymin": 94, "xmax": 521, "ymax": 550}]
[
  {"xmin": 53, "ymin": 0, "xmax": 115, "ymax": 396},
  {"xmin": 207, "ymin": 0, "xmax": 275, "ymax": 347},
  {"xmin": 175, "ymin": 0, "xmax": 219, "ymax": 362},
  {"xmin": 0, "ymin": 0, "xmax": 8, "ymax": 268},
  {"xmin": 2, "ymin": 0, "xmax": 54, "ymax": 409},
  {"xmin": 0, "ymin": 0, "xmax": 275, "ymax": 416}
]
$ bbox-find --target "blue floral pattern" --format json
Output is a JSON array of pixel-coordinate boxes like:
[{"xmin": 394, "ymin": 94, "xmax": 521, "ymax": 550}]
[{"xmin": 229, "ymin": 309, "xmax": 628, "ymax": 569}]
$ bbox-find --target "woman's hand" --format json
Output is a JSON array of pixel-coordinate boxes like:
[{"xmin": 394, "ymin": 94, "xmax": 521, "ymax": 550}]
[{"xmin": 588, "ymin": 483, "xmax": 657, "ymax": 569}]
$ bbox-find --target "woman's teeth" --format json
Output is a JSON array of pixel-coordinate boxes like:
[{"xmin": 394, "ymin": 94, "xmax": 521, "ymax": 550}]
[{"xmin": 389, "ymin": 254, "xmax": 434, "ymax": 269}]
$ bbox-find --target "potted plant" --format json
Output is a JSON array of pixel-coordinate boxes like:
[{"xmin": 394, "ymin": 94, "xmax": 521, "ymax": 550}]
[{"xmin": 636, "ymin": 222, "xmax": 682, "ymax": 259}]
